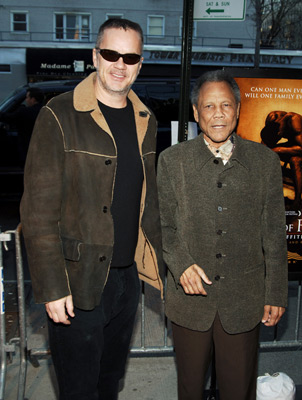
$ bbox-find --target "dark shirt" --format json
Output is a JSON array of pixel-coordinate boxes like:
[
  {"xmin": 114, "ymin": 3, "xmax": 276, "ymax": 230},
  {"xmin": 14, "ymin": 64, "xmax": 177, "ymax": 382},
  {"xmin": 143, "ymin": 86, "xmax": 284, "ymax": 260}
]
[{"xmin": 98, "ymin": 99, "xmax": 143, "ymax": 267}]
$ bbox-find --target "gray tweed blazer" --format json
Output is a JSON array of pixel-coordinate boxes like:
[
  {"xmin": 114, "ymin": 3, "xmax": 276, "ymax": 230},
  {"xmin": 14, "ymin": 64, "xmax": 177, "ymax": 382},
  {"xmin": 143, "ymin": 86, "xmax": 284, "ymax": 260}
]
[{"xmin": 157, "ymin": 133, "xmax": 288, "ymax": 334}]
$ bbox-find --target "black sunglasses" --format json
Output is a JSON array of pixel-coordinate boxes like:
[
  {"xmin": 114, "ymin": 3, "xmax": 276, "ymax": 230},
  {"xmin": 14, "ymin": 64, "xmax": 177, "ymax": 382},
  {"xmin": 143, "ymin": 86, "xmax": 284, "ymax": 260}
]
[{"xmin": 96, "ymin": 48, "xmax": 142, "ymax": 65}]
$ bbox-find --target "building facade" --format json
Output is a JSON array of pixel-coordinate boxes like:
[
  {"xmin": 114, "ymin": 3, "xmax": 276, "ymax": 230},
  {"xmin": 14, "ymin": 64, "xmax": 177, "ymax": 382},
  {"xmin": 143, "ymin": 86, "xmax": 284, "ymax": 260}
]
[{"xmin": 0, "ymin": 0, "xmax": 301, "ymax": 100}]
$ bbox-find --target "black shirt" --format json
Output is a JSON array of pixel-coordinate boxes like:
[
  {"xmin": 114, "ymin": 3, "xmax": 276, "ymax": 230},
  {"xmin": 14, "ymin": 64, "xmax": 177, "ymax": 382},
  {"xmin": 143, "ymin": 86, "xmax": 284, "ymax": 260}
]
[{"xmin": 98, "ymin": 99, "xmax": 143, "ymax": 267}]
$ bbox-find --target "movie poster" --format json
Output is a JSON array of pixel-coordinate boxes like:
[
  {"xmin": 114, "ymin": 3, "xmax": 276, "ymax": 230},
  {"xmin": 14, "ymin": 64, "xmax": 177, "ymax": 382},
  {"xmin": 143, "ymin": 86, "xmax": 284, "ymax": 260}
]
[{"xmin": 235, "ymin": 77, "xmax": 302, "ymax": 277}]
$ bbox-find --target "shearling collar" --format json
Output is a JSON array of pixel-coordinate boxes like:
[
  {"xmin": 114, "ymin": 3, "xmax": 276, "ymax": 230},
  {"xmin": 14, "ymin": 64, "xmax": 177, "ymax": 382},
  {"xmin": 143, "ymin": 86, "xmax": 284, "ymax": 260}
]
[
  {"xmin": 73, "ymin": 71, "xmax": 152, "ymax": 151},
  {"xmin": 73, "ymin": 71, "xmax": 150, "ymax": 115}
]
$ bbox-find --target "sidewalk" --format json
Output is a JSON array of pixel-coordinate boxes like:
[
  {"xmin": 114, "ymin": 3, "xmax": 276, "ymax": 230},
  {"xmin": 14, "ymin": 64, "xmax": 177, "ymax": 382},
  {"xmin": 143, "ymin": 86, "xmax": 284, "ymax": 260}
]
[
  {"xmin": 3, "ymin": 282, "xmax": 302, "ymax": 400},
  {"xmin": 1, "ymin": 202, "xmax": 302, "ymax": 399}
]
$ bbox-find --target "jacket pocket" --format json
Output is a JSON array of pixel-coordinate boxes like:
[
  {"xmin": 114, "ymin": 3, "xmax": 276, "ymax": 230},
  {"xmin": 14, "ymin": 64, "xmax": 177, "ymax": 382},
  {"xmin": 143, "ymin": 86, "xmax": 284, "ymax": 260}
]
[{"xmin": 61, "ymin": 236, "xmax": 82, "ymax": 262}]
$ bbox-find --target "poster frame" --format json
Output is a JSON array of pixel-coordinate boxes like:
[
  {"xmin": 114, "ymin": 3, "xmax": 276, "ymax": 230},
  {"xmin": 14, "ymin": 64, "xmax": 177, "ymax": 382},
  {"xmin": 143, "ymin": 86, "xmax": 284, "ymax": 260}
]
[{"xmin": 225, "ymin": 67, "xmax": 302, "ymax": 281}]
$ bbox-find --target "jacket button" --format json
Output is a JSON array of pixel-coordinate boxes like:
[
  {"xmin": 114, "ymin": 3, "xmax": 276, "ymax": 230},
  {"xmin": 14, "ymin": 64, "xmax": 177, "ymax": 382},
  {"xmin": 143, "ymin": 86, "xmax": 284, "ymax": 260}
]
[
  {"xmin": 215, "ymin": 275, "xmax": 220, "ymax": 281},
  {"xmin": 105, "ymin": 159, "xmax": 112, "ymax": 165},
  {"xmin": 213, "ymin": 159, "xmax": 219, "ymax": 164},
  {"xmin": 216, "ymin": 253, "xmax": 222, "ymax": 259},
  {"xmin": 217, "ymin": 182, "xmax": 222, "ymax": 188},
  {"xmin": 99, "ymin": 256, "xmax": 106, "ymax": 262},
  {"xmin": 103, "ymin": 206, "xmax": 108, "ymax": 213},
  {"xmin": 217, "ymin": 206, "xmax": 223, "ymax": 212},
  {"xmin": 217, "ymin": 229, "xmax": 222, "ymax": 235}
]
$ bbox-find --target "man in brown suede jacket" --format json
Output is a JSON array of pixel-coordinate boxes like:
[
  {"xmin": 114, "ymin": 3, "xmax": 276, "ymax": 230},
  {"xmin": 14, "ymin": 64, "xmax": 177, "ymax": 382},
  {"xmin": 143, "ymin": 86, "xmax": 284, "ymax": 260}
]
[
  {"xmin": 157, "ymin": 70, "xmax": 288, "ymax": 400},
  {"xmin": 21, "ymin": 19, "xmax": 163, "ymax": 400}
]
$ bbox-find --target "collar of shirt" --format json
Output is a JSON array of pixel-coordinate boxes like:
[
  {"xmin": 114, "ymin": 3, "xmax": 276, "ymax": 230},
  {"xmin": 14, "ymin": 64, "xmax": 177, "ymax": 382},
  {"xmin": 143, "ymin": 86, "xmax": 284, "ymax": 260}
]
[{"xmin": 204, "ymin": 135, "xmax": 235, "ymax": 164}]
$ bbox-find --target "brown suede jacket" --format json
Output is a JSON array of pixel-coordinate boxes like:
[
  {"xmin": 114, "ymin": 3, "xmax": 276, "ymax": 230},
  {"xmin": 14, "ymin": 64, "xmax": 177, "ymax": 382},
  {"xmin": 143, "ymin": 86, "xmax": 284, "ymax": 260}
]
[{"xmin": 20, "ymin": 72, "xmax": 164, "ymax": 310}]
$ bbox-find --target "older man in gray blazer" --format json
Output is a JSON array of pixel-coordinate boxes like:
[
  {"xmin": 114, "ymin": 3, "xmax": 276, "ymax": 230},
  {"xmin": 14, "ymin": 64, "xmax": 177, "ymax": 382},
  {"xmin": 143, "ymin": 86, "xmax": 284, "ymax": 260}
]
[{"xmin": 157, "ymin": 70, "xmax": 288, "ymax": 400}]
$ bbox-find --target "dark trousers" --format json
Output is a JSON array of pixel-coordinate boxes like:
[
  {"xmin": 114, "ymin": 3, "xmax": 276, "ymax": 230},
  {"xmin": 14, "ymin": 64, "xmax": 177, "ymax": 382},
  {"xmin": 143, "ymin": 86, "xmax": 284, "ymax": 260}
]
[
  {"xmin": 172, "ymin": 313, "xmax": 260, "ymax": 400},
  {"xmin": 48, "ymin": 264, "xmax": 140, "ymax": 400}
]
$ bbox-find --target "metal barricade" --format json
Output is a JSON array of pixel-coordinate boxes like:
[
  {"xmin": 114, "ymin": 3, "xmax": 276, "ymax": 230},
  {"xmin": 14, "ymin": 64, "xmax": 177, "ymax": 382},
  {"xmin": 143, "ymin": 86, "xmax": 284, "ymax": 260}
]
[
  {"xmin": 0, "ymin": 224, "xmax": 27, "ymax": 400},
  {"xmin": 1, "ymin": 223, "xmax": 302, "ymax": 400},
  {"xmin": 259, "ymin": 279, "xmax": 302, "ymax": 350},
  {"xmin": 130, "ymin": 280, "xmax": 173, "ymax": 356}
]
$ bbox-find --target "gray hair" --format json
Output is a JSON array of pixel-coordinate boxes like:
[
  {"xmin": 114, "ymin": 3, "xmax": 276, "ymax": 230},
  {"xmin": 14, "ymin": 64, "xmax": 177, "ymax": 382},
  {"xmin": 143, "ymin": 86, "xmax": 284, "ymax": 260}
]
[
  {"xmin": 95, "ymin": 18, "xmax": 144, "ymax": 52},
  {"xmin": 191, "ymin": 70, "xmax": 241, "ymax": 106}
]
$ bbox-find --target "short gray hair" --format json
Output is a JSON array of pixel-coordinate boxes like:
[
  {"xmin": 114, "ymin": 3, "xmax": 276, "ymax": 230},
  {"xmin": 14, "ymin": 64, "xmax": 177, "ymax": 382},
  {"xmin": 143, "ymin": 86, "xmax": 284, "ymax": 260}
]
[
  {"xmin": 191, "ymin": 69, "xmax": 241, "ymax": 107},
  {"xmin": 95, "ymin": 18, "xmax": 144, "ymax": 52}
]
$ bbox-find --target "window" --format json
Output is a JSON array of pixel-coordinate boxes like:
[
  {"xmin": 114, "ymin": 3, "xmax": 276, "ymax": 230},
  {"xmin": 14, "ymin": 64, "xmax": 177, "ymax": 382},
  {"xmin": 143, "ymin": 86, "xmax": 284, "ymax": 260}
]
[
  {"xmin": 106, "ymin": 14, "xmax": 123, "ymax": 20},
  {"xmin": 179, "ymin": 17, "xmax": 197, "ymax": 38},
  {"xmin": 147, "ymin": 15, "xmax": 164, "ymax": 37},
  {"xmin": 11, "ymin": 12, "xmax": 28, "ymax": 32},
  {"xmin": 0, "ymin": 65, "xmax": 11, "ymax": 73},
  {"xmin": 55, "ymin": 13, "xmax": 90, "ymax": 41}
]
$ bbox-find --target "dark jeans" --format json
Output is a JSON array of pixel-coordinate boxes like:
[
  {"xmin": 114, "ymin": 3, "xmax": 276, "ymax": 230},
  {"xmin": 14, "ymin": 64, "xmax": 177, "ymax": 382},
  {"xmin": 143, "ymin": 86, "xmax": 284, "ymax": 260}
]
[{"xmin": 48, "ymin": 264, "xmax": 140, "ymax": 400}]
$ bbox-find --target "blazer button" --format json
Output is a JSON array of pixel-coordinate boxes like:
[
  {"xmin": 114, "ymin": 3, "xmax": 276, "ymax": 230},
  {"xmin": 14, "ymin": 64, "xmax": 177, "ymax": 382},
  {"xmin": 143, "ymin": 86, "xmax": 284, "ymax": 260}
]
[
  {"xmin": 216, "ymin": 253, "xmax": 222, "ymax": 259},
  {"xmin": 217, "ymin": 206, "xmax": 223, "ymax": 212},
  {"xmin": 103, "ymin": 206, "xmax": 108, "ymax": 213},
  {"xmin": 215, "ymin": 275, "xmax": 220, "ymax": 281},
  {"xmin": 99, "ymin": 256, "xmax": 106, "ymax": 262},
  {"xmin": 217, "ymin": 229, "xmax": 222, "ymax": 235},
  {"xmin": 217, "ymin": 182, "xmax": 222, "ymax": 188},
  {"xmin": 213, "ymin": 159, "xmax": 219, "ymax": 164},
  {"xmin": 105, "ymin": 159, "xmax": 112, "ymax": 165}
]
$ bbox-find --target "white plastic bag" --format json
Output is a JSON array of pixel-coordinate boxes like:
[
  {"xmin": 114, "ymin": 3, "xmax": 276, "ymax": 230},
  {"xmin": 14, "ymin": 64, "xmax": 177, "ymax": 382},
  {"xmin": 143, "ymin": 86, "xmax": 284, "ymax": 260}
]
[{"xmin": 257, "ymin": 372, "xmax": 296, "ymax": 400}]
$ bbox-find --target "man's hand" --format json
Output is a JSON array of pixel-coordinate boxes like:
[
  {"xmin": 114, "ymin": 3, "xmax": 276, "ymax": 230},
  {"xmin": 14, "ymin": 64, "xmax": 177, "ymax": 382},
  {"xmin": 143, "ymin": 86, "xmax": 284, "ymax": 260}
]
[
  {"xmin": 45, "ymin": 295, "xmax": 75, "ymax": 325},
  {"xmin": 262, "ymin": 305, "xmax": 285, "ymax": 326},
  {"xmin": 180, "ymin": 264, "xmax": 212, "ymax": 295}
]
